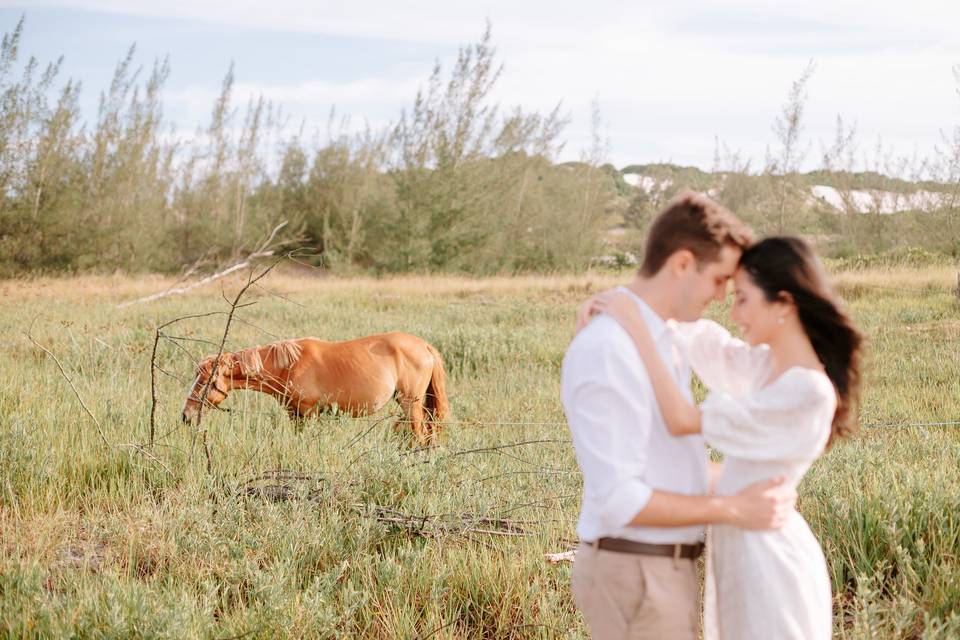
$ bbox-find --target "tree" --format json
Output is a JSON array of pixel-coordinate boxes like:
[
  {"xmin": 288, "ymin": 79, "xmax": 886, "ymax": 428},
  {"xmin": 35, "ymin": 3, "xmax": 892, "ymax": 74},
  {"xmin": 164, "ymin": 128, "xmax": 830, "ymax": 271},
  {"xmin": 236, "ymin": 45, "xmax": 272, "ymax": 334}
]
[
  {"xmin": 933, "ymin": 65, "xmax": 960, "ymax": 256},
  {"xmin": 766, "ymin": 61, "xmax": 815, "ymax": 234}
]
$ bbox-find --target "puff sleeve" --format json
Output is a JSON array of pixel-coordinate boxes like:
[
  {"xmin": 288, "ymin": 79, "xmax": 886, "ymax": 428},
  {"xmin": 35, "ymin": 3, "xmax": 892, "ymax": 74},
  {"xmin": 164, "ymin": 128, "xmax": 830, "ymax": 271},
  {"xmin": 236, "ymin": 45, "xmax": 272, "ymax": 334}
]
[
  {"xmin": 700, "ymin": 369, "xmax": 836, "ymax": 462},
  {"xmin": 675, "ymin": 319, "xmax": 770, "ymax": 396}
]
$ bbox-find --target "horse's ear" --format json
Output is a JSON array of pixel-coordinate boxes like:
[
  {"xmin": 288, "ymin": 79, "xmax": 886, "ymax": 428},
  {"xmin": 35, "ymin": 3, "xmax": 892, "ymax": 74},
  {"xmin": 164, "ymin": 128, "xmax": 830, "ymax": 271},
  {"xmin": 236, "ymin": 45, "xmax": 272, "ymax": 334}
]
[
  {"xmin": 215, "ymin": 353, "xmax": 242, "ymax": 377},
  {"xmin": 198, "ymin": 356, "xmax": 219, "ymax": 377},
  {"xmin": 236, "ymin": 348, "xmax": 263, "ymax": 375}
]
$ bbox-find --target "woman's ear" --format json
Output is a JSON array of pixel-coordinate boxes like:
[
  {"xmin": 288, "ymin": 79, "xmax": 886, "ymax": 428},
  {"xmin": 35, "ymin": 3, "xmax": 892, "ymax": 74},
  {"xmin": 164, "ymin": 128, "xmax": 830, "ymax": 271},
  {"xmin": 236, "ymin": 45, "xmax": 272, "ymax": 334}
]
[{"xmin": 775, "ymin": 291, "xmax": 797, "ymax": 316}]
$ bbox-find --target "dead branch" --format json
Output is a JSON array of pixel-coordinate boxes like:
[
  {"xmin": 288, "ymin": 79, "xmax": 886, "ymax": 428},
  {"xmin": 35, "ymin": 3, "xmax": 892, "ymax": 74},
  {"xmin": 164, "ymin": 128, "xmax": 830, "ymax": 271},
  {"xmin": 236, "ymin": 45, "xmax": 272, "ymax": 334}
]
[
  {"xmin": 26, "ymin": 332, "xmax": 110, "ymax": 447},
  {"xmin": 494, "ymin": 493, "xmax": 578, "ymax": 517},
  {"xmin": 344, "ymin": 413, "xmax": 403, "ymax": 448},
  {"xmin": 153, "ymin": 364, "xmax": 186, "ymax": 383},
  {"xmin": 355, "ymin": 504, "xmax": 535, "ymax": 539},
  {"xmin": 253, "ymin": 282, "xmax": 305, "ymax": 308},
  {"xmin": 147, "ymin": 269, "xmax": 279, "ymax": 449},
  {"xmin": 117, "ymin": 221, "xmax": 288, "ymax": 308},
  {"xmin": 118, "ymin": 443, "xmax": 175, "ymax": 477},
  {"xmin": 27, "ymin": 331, "xmax": 176, "ymax": 478},
  {"xmin": 182, "ymin": 257, "xmax": 284, "ymax": 474},
  {"xmin": 231, "ymin": 469, "xmax": 540, "ymax": 540},
  {"xmin": 448, "ymin": 438, "xmax": 571, "ymax": 457}
]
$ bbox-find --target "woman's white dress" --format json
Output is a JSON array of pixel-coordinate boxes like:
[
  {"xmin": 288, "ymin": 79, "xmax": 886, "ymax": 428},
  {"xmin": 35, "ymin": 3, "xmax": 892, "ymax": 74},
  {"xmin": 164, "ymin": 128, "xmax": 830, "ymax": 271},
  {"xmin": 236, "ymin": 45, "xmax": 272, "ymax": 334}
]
[{"xmin": 676, "ymin": 320, "xmax": 836, "ymax": 640}]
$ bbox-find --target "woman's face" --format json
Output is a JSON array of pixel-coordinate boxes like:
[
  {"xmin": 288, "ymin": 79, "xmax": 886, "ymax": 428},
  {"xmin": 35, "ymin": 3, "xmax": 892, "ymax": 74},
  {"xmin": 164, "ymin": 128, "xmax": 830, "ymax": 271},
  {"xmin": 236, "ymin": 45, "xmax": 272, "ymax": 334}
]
[{"xmin": 730, "ymin": 267, "xmax": 786, "ymax": 346}]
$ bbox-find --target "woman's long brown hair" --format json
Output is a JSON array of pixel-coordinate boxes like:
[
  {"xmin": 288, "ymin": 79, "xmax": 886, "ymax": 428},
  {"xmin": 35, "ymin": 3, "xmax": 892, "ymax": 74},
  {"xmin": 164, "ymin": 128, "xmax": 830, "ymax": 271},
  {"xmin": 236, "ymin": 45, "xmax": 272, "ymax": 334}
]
[{"xmin": 739, "ymin": 236, "xmax": 864, "ymax": 446}]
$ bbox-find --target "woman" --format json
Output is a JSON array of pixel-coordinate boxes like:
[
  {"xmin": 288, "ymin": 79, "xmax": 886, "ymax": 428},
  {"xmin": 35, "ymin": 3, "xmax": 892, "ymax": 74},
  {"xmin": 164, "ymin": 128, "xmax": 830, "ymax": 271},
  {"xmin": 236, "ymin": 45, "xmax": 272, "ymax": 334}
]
[{"xmin": 579, "ymin": 236, "xmax": 863, "ymax": 639}]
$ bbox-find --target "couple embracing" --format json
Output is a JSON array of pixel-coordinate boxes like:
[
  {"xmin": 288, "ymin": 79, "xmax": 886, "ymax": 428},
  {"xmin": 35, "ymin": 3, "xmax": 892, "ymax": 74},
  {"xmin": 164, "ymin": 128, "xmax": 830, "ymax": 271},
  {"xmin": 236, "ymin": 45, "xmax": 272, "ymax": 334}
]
[{"xmin": 561, "ymin": 192, "xmax": 863, "ymax": 639}]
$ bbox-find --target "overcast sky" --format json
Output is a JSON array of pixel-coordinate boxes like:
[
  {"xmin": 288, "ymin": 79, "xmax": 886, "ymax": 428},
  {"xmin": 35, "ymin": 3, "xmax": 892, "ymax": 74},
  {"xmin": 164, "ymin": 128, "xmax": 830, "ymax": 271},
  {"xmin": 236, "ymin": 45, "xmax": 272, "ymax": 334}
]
[{"xmin": 2, "ymin": 0, "xmax": 958, "ymax": 170}]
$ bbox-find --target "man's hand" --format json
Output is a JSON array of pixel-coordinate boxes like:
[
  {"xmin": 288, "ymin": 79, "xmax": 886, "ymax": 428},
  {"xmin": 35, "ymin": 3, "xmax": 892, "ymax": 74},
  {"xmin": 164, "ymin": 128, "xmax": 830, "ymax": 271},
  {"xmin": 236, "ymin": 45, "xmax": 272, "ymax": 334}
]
[{"xmin": 721, "ymin": 476, "xmax": 797, "ymax": 530}]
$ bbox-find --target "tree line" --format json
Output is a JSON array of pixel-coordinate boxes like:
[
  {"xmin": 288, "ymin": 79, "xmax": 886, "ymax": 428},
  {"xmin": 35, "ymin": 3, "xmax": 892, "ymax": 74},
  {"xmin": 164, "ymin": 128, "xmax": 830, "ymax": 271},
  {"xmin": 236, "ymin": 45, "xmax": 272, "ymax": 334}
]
[{"xmin": 1, "ymin": 17, "xmax": 958, "ymax": 277}]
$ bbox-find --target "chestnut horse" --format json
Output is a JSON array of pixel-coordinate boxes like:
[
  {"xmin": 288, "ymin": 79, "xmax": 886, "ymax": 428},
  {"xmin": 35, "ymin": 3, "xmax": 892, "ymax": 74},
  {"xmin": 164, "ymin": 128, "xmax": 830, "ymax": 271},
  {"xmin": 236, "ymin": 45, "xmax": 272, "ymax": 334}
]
[{"xmin": 181, "ymin": 332, "xmax": 449, "ymax": 445}]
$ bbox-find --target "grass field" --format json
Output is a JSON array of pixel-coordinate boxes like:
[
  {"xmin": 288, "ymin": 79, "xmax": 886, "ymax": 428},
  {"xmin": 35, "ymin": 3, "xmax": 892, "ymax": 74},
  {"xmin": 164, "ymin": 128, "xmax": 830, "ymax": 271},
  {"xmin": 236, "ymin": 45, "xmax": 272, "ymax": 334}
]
[{"xmin": 1, "ymin": 265, "xmax": 959, "ymax": 638}]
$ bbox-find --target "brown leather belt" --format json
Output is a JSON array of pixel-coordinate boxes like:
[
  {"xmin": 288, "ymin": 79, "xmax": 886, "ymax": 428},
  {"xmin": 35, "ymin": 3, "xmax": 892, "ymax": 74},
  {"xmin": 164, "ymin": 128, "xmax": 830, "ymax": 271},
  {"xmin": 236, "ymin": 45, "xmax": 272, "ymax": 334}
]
[{"xmin": 587, "ymin": 537, "xmax": 704, "ymax": 560}]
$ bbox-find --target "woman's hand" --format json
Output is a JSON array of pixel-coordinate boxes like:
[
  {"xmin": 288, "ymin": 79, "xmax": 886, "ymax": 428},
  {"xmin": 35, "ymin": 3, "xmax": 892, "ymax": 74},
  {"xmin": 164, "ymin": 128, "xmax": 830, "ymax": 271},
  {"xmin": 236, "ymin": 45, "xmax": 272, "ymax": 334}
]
[
  {"xmin": 578, "ymin": 289, "xmax": 703, "ymax": 436},
  {"xmin": 574, "ymin": 292, "xmax": 607, "ymax": 333},
  {"xmin": 575, "ymin": 289, "xmax": 650, "ymax": 336},
  {"xmin": 590, "ymin": 291, "xmax": 651, "ymax": 343}
]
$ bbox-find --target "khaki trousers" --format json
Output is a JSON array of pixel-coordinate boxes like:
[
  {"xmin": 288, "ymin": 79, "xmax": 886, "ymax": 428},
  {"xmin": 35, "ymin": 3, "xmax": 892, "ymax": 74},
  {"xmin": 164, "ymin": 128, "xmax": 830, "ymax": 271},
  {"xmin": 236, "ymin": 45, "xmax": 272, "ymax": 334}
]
[{"xmin": 572, "ymin": 542, "xmax": 700, "ymax": 640}]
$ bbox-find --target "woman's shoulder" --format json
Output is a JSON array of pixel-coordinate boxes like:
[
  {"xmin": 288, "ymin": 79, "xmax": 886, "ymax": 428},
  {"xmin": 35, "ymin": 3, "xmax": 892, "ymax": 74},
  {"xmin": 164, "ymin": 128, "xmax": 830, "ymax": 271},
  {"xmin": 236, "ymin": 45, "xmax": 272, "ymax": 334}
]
[
  {"xmin": 776, "ymin": 366, "xmax": 833, "ymax": 389},
  {"xmin": 765, "ymin": 367, "xmax": 837, "ymax": 409}
]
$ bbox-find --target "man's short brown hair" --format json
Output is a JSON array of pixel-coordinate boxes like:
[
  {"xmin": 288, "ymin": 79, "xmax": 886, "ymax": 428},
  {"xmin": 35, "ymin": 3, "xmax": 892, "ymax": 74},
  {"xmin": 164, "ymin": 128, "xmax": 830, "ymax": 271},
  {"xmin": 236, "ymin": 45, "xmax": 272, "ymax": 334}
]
[{"xmin": 639, "ymin": 190, "xmax": 754, "ymax": 276}]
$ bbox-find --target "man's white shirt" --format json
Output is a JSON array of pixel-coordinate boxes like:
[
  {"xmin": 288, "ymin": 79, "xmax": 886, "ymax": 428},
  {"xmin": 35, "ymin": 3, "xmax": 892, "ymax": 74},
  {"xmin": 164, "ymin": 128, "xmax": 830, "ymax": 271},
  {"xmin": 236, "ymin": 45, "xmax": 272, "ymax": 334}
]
[{"xmin": 560, "ymin": 288, "xmax": 709, "ymax": 544}]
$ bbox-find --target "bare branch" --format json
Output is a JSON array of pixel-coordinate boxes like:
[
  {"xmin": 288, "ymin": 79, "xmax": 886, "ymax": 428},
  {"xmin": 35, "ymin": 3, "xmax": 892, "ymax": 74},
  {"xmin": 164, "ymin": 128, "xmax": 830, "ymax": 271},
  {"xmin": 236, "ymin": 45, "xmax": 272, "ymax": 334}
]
[
  {"xmin": 117, "ymin": 221, "xmax": 288, "ymax": 308},
  {"xmin": 26, "ymin": 332, "xmax": 110, "ymax": 447}
]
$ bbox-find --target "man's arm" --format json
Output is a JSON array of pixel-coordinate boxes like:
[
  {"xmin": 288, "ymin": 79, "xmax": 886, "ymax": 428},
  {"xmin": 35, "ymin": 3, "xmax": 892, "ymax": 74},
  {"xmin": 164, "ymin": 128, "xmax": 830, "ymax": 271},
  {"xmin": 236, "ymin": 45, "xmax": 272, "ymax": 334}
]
[
  {"xmin": 708, "ymin": 460, "xmax": 724, "ymax": 494},
  {"xmin": 563, "ymin": 327, "xmax": 795, "ymax": 533},
  {"xmin": 562, "ymin": 332, "xmax": 658, "ymax": 530},
  {"xmin": 627, "ymin": 476, "xmax": 796, "ymax": 530}
]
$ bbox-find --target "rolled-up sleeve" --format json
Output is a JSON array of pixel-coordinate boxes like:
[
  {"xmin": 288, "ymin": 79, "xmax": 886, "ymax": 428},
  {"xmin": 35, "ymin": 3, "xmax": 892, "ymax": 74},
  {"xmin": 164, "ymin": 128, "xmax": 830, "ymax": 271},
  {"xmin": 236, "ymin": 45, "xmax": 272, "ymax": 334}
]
[{"xmin": 562, "ymin": 329, "xmax": 654, "ymax": 530}]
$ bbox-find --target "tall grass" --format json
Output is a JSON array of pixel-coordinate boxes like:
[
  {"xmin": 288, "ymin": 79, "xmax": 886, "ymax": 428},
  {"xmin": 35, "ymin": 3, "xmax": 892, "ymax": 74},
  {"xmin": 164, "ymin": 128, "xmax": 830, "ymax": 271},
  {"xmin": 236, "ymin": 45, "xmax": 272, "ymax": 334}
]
[{"xmin": 1, "ymin": 265, "xmax": 959, "ymax": 637}]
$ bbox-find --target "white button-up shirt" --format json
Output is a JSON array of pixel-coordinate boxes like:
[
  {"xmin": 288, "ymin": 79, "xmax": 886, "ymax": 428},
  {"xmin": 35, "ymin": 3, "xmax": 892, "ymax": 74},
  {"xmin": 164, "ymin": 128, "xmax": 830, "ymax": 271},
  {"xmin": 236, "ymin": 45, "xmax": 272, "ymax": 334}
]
[{"xmin": 560, "ymin": 288, "xmax": 709, "ymax": 544}]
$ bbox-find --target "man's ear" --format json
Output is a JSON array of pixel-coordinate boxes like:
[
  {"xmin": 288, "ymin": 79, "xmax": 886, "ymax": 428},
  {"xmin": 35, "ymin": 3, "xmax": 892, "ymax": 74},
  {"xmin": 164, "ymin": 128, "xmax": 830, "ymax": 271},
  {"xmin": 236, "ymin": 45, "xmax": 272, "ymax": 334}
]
[{"xmin": 670, "ymin": 249, "xmax": 696, "ymax": 276}]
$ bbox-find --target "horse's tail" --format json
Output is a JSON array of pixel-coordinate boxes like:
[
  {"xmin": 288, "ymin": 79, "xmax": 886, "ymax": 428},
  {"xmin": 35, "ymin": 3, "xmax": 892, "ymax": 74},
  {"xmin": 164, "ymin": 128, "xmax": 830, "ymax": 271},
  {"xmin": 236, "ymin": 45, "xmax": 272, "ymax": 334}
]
[{"xmin": 424, "ymin": 344, "xmax": 449, "ymax": 426}]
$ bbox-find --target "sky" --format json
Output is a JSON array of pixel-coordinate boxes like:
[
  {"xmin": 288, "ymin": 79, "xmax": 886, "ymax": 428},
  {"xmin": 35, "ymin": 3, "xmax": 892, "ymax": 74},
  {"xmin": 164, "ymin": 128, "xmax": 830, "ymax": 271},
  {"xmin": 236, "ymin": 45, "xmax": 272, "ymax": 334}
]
[{"xmin": 1, "ymin": 0, "xmax": 959, "ymax": 171}]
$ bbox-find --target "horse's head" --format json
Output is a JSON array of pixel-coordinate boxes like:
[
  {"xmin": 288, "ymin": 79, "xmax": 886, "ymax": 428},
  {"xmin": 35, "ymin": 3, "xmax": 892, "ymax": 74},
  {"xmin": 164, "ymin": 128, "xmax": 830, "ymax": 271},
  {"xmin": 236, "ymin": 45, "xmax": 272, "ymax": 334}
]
[{"xmin": 181, "ymin": 352, "xmax": 238, "ymax": 423}]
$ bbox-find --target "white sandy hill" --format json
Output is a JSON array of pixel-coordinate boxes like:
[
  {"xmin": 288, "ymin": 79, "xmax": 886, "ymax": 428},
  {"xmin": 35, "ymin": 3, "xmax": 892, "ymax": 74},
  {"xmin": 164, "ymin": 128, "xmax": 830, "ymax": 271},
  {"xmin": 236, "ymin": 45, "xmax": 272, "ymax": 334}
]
[
  {"xmin": 622, "ymin": 172, "xmax": 952, "ymax": 215},
  {"xmin": 807, "ymin": 185, "xmax": 948, "ymax": 214},
  {"xmin": 622, "ymin": 173, "xmax": 670, "ymax": 193}
]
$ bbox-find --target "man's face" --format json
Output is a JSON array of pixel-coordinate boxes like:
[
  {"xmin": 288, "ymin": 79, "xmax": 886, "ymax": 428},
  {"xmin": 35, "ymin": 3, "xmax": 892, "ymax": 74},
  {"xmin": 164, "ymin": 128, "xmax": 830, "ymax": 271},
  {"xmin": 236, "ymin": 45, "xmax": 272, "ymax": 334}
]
[{"xmin": 674, "ymin": 244, "xmax": 741, "ymax": 321}]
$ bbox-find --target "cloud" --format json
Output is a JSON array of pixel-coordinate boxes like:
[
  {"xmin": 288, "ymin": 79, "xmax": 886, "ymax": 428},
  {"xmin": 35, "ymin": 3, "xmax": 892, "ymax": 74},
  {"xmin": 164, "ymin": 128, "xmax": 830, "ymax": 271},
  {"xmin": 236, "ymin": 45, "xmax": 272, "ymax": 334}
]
[
  {"xmin": 4, "ymin": 0, "xmax": 960, "ymax": 169},
  {"xmin": 166, "ymin": 76, "xmax": 421, "ymax": 118},
  {"xmin": 14, "ymin": 0, "xmax": 957, "ymax": 50}
]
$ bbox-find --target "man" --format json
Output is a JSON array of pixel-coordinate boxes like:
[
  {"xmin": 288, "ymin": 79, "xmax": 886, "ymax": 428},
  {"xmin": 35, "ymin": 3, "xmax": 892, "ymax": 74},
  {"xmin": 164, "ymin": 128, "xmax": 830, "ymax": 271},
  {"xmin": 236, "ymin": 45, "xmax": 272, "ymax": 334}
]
[{"xmin": 561, "ymin": 191, "xmax": 795, "ymax": 639}]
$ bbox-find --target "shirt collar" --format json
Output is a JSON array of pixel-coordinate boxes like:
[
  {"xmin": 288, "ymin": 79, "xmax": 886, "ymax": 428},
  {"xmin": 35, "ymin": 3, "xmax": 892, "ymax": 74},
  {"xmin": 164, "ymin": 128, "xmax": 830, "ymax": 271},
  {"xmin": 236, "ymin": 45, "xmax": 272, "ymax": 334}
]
[{"xmin": 615, "ymin": 286, "xmax": 671, "ymax": 342}]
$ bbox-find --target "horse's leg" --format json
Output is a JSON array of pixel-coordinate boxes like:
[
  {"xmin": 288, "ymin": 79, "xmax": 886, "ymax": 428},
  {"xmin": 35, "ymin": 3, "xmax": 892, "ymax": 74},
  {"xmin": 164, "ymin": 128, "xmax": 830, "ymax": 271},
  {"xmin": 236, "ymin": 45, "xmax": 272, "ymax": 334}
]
[
  {"xmin": 396, "ymin": 358, "xmax": 438, "ymax": 446},
  {"xmin": 284, "ymin": 404, "xmax": 306, "ymax": 432},
  {"xmin": 397, "ymin": 393, "xmax": 428, "ymax": 446}
]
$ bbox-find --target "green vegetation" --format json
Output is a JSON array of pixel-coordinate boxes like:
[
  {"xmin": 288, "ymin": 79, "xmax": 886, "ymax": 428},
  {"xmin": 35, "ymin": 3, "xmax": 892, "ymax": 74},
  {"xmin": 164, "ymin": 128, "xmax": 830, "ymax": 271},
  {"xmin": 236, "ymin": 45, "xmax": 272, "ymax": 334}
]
[
  {"xmin": 3, "ymin": 16, "xmax": 960, "ymax": 278},
  {"xmin": 1, "ymin": 266, "xmax": 959, "ymax": 638},
  {"xmin": 0, "ymin": 20, "xmax": 611, "ymax": 277}
]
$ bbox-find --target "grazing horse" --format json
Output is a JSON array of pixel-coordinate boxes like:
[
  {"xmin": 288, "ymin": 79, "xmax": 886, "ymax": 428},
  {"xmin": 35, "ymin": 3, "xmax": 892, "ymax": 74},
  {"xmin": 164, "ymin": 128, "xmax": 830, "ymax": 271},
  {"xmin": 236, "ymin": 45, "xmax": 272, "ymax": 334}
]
[{"xmin": 181, "ymin": 332, "xmax": 449, "ymax": 445}]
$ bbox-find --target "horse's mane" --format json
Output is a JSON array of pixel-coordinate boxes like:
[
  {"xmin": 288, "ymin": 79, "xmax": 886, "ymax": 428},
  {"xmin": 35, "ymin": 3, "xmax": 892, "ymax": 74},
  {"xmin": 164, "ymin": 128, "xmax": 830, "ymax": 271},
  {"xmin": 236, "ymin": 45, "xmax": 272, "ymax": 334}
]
[{"xmin": 235, "ymin": 340, "xmax": 302, "ymax": 375}]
